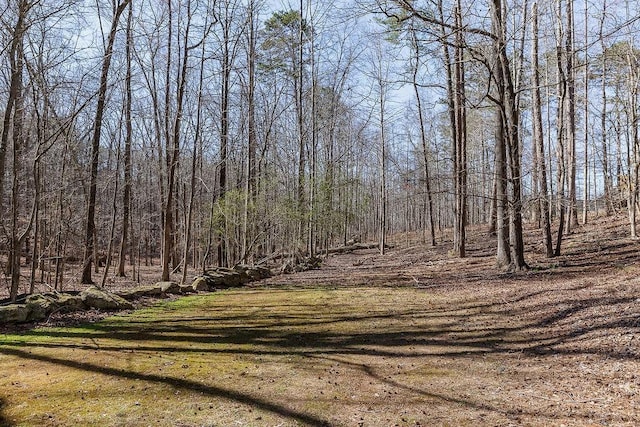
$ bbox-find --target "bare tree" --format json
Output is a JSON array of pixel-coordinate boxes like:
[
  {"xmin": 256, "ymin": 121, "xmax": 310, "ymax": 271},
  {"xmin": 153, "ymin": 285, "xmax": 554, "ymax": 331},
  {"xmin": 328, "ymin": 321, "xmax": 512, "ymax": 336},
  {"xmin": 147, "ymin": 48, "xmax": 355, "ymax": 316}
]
[
  {"xmin": 5, "ymin": 0, "xmax": 29, "ymax": 301},
  {"xmin": 532, "ymin": 1, "xmax": 553, "ymax": 257},
  {"xmin": 81, "ymin": 0, "xmax": 131, "ymax": 285},
  {"xmin": 162, "ymin": 0, "xmax": 196, "ymax": 281},
  {"xmin": 491, "ymin": 0, "xmax": 527, "ymax": 269},
  {"xmin": 117, "ymin": 0, "xmax": 134, "ymax": 277},
  {"xmin": 409, "ymin": 24, "xmax": 436, "ymax": 246},
  {"xmin": 452, "ymin": 2, "xmax": 467, "ymax": 258}
]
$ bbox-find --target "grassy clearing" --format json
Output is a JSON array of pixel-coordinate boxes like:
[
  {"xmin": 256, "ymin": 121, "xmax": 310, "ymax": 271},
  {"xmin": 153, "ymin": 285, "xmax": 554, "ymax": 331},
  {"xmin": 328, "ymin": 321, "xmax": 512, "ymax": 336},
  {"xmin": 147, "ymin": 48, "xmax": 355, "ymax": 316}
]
[
  {"xmin": 0, "ymin": 280, "xmax": 638, "ymax": 426},
  {"xmin": 0, "ymin": 287, "xmax": 454, "ymax": 426}
]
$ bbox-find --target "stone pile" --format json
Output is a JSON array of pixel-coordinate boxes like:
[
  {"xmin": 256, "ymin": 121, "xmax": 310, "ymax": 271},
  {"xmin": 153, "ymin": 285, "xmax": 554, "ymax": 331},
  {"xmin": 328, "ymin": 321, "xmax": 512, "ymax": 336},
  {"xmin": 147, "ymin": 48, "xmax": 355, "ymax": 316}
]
[
  {"xmin": 192, "ymin": 265, "xmax": 272, "ymax": 291},
  {"xmin": 279, "ymin": 255, "xmax": 322, "ymax": 274},
  {"xmin": 0, "ymin": 287, "xmax": 133, "ymax": 324},
  {"xmin": 0, "ymin": 264, "xmax": 273, "ymax": 324}
]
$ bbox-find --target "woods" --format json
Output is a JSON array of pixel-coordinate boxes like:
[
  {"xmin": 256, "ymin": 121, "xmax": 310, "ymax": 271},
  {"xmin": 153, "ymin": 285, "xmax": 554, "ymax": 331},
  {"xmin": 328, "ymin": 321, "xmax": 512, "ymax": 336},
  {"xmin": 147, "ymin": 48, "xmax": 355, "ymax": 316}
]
[{"xmin": 1, "ymin": 0, "xmax": 640, "ymax": 301}]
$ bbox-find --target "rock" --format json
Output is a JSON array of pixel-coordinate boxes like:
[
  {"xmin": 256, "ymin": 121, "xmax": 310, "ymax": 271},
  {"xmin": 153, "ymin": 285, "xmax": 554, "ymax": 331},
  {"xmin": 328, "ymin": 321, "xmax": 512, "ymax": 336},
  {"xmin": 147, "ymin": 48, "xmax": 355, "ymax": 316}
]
[
  {"xmin": 55, "ymin": 294, "xmax": 86, "ymax": 312},
  {"xmin": 81, "ymin": 286, "xmax": 134, "ymax": 310},
  {"xmin": 158, "ymin": 281, "xmax": 181, "ymax": 294},
  {"xmin": 280, "ymin": 256, "xmax": 322, "ymax": 274},
  {"xmin": 234, "ymin": 265, "xmax": 272, "ymax": 280},
  {"xmin": 117, "ymin": 286, "xmax": 163, "ymax": 301},
  {"xmin": 0, "ymin": 304, "xmax": 30, "ymax": 323},
  {"xmin": 25, "ymin": 294, "xmax": 54, "ymax": 321},
  {"xmin": 201, "ymin": 272, "xmax": 227, "ymax": 287},
  {"xmin": 192, "ymin": 276, "xmax": 210, "ymax": 292},
  {"xmin": 203, "ymin": 268, "xmax": 251, "ymax": 288},
  {"xmin": 179, "ymin": 284, "xmax": 197, "ymax": 294},
  {"xmin": 194, "ymin": 266, "xmax": 269, "ymax": 290}
]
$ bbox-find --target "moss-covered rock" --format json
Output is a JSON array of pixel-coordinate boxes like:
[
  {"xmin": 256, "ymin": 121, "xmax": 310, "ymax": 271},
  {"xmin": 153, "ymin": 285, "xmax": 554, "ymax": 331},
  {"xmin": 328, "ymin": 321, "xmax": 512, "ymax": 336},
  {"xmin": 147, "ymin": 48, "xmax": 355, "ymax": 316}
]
[
  {"xmin": 25, "ymin": 294, "xmax": 54, "ymax": 321},
  {"xmin": 158, "ymin": 281, "xmax": 181, "ymax": 294},
  {"xmin": 234, "ymin": 265, "xmax": 272, "ymax": 280},
  {"xmin": 81, "ymin": 286, "xmax": 134, "ymax": 310},
  {"xmin": 117, "ymin": 286, "xmax": 163, "ymax": 301},
  {"xmin": 55, "ymin": 293, "xmax": 86, "ymax": 311},
  {"xmin": 192, "ymin": 276, "xmax": 210, "ymax": 292},
  {"xmin": 0, "ymin": 304, "xmax": 30, "ymax": 323}
]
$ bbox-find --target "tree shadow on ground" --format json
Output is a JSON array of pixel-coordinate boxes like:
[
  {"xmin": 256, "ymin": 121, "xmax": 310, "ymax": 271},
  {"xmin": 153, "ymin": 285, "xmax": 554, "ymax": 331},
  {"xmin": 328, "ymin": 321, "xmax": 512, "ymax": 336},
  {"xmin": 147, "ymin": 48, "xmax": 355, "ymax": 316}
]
[
  {"xmin": 0, "ymin": 398, "xmax": 12, "ymax": 427},
  {"xmin": 7, "ymin": 287, "xmax": 638, "ymax": 362},
  {"xmin": 0, "ymin": 345, "xmax": 330, "ymax": 427},
  {"xmin": 1, "ymin": 283, "xmax": 638, "ymax": 425}
]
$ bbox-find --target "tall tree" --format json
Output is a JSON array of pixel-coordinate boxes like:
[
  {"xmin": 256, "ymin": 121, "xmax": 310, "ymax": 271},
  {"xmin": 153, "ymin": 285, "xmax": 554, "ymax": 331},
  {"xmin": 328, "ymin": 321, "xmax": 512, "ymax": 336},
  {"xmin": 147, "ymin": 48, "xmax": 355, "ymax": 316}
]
[
  {"xmin": 162, "ymin": 0, "xmax": 196, "ymax": 281},
  {"xmin": 261, "ymin": 9, "xmax": 311, "ymax": 251},
  {"xmin": 553, "ymin": 0, "xmax": 567, "ymax": 256},
  {"xmin": 213, "ymin": 0, "xmax": 243, "ymax": 266},
  {"xmin": 82, "ymin": 0, "xmax": 131, "ymax": 284},
  {"xmin": 452, "ymin": 2, "xmax": 467, "ymax": 258},
  {"xmin": 581, "ymin": 0, "xmax": 589, "ymax": 225},
  {"xmin": 118, "ymin": 0, "xmax": 134, "ymax": 277},
  {"xmin": 565, "ymin": 0, "xmax": 578, "ymax": 233},
  {"xmin": 531, "ymin": 1, "xmax": 553, "ymax": 257},
  {"xmin": 409, "ymin": 24, "xmax": 436, "ymax": 246},
  {"xmin": 181, "ymin": 10, "xmax": 211, "ymax": 286},
  {"xmin": 598, "ymin": 1, "xmax": 614, "ymax": 214},
  {"xmin": 242, "ymin": 0, "xmax": 258, "ymax": 263},
  {"xmin": 6, "ymin": 0, "xmax": 29, "ymax": 301},
  {"xmin": 491, "ymin": 0, "xmax": 527, "ymax": 269}
]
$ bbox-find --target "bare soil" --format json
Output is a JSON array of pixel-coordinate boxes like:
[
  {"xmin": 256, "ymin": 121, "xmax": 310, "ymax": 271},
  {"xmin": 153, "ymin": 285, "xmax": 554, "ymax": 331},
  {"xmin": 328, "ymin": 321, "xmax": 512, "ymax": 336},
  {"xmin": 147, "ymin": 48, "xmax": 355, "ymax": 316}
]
[{"xmin": 0, "ymin": 214, "xmax": 638, "ymax": 426}]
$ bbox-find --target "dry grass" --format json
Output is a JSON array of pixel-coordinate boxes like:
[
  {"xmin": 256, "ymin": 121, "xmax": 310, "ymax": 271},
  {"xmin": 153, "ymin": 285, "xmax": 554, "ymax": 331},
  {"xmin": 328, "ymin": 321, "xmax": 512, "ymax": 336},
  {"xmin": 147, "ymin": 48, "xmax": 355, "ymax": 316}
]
[{"xmin": 0, "ymin": 214, "xmax": 639, "ymax": 426}]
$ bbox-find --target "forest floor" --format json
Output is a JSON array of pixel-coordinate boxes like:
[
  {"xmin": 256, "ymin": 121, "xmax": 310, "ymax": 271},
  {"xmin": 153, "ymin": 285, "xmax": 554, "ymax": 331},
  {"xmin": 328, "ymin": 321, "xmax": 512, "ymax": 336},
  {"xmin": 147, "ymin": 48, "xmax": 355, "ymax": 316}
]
[{"xmin": 0, "ymin": 214, "xmax": 639, "ymax": 426}]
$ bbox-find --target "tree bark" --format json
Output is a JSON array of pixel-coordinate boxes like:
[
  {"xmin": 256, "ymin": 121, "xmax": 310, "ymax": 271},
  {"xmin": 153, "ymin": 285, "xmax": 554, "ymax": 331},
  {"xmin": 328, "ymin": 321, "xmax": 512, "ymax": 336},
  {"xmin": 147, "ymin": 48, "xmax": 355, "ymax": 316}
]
[
  {"xmin": 411, "ymin": 26, "xmax": 436, "ymax": 246},
  {"xmin": 118, "ymin": 0, "xmax": 134, "ymax": 277},
  {"xmin": 492, "ymin": 0, "xmax": 527, "ymax": 270},
  {"xmin": 453, "ymin": 3, "xmax": 467, "ymax": 258},
  {"xmin": 565, "ymin": 0, "xmax": 578, "ymax": 233},
  {"xmin": 9, "ymin": 2, "xmax": 26, "ymax": 300},
  {"xmin": 162, "ymin": 0, "xmax": 193, "ymax": 281},
  {"xmin": 82, "ymin": 0, "xmax": 131, "ymax": 284},
  {"xmin": 532, "ymin": 2, "xmax": 554, "ymax": 258}
]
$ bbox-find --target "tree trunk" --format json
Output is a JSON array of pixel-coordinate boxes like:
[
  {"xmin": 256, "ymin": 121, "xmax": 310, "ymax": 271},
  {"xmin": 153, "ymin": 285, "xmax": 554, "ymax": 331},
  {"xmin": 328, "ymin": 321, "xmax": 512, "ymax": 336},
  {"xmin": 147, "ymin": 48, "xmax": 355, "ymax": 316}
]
[
  {"xmin": 218, "ymin": 5, "xmax": 231, "ymax": 267},
  {"xmin": 582, "ymin": 0, "xmax": 589, "ymax": 224},
  {"xmin": 162, "ymin": 0, "xmax": 192, "ymax": 281},
  {"xmin": 82, "ymin": 0, "xmax": 131, "ymax": 284},
  {"xmin": 599, "ymin": 5, "xmax": 613, "ymax": 215},
  {"xmin": 118, "ymin": 1, "xmax": 134, "ymax": 277},
  {"xmin": 296, "ymin": 0, "xmax": 306, "ymax": 250},
  {"xmin": 626, "ymin": 44, "xmax": 639, "ymax": 237},
  {"xmin": 453, "ymin": 4, "xmax": 467, "ymax": 258},
  {"xmin": 411, "ymin": 27, "xmax": 436, "ymax": 246},
  {"xmin": 564, "ymin": 0, "xmax": 578, "ymax": 233},
  {"xmin": 554, "ymin": 0, "xmax": 567, "ymax": 256},
  {"xmin": 532, "ymin": 2, "xmax": 554, "ymax": 258},
  {"xmin": 492, "ymin": 0, "xmax": 527, "ymax": 270},
  {"xmin": 181, "ymin": 15, "xmax": 208, "ymax": 285},
  {"xmin": 101, "ymin": 150, "xmax": 120, "ymax": 288},
  {"xmin": 243, "ymin": 0, "xmax": 257, "ymax": 263},
  {"xmin": 9, "ymin": 9, "xmax": 26, "ymax": 300},
  {"xmin": 495, "ymin": 109, "xmax": 511, "ymax": 268},
  {"xmin": 379, "ymin": 76, "xmax": 387, "ymax": 255}
]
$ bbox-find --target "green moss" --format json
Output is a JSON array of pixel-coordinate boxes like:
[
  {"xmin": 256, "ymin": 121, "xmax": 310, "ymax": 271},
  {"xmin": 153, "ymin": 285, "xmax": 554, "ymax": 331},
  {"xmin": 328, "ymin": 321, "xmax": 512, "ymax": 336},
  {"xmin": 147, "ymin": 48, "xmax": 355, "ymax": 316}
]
[{"xmin": 0, "ymin": 287, "xmax": 455, "ymax": 426}]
